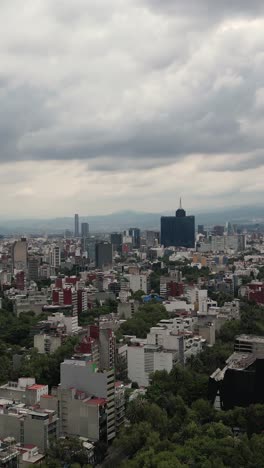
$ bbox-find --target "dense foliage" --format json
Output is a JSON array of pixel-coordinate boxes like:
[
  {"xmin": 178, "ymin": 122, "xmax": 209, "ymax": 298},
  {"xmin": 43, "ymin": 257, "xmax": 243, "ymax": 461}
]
[
  {"xmin": 79, "ymin": 299, "xmax": 118, "ymax": 326},
  {"xmin": 18, "ymin": 336, "xmax": 79, "ymax": 387},
  {"xmin": 117, "ymin": 303, "xmax": 168, "ymax": 339},
  {"xmin": 42, "ymin": 437, "xmax": 93, "ymax": 467},
  {"xmin": 0, "ymin": 297, "xmax": 79, "ymax": 387},
  {"xmin": 106, "ymin": 301, "xmax": 264, "ymax": 467}
]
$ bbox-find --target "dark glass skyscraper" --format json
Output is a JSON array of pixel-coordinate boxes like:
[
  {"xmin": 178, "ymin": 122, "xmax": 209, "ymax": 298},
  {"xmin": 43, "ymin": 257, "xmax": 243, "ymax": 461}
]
[
  {"xmin": 81, "ymin": 222, "xmax": 89, "ymax": 238},
  {"xmin": 95, "ymin": 242, "xmax": 113, "ymax": 269},
  {"xmin": 128, "ymin": 228, "xmax": 141, "ymax": 248},
  {"xmin": 160, "ymin": 200, "xmax": 195, "ymax": 248}
]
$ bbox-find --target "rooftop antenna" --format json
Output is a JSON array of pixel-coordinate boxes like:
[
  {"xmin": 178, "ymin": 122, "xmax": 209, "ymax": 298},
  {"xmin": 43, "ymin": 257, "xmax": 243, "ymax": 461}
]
[{"xmin": 179, "ymin": 197, "xmax": 182, "ymax": 209}]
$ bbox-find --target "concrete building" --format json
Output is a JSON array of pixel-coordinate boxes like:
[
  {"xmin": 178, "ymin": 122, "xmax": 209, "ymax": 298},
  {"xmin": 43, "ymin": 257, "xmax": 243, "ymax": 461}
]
[
  {"xmin": 118, "ymin": 300, "xmax": 140, "ymax": 319},
  {"xmin": 0, "ymin": 440, "xmax": 19, "ymax": 467},
  {"xmin": 34, "ymin": 334, "xmax": 63, "ymax": 354},
  {"xmin": 74, "ymin": 214, "xmax": 79, "ymax": 237},
  {"xmin": 60, "ymin": 356, "xmax": 116, "ymax": 441},
  {"xmin": 125, "ymin": 273, "xmax": 150, "ymax": 294},
  {"xmin": 0, "ymin": 379, "xmax": 48, "ymax": 405},
  {"xmin": 127, "ymin": 344, "xmax": 175, "ymax": 387},
  {"xmin": 234, "ymin": 335, "xmax": 264, "ymax": 355},
  {"xmin": 145, "ymin": 230, "xmax": 160, "ymax": 247},
  {"xmin": 110, "ymin": 233, "xmax": 123, "ymax": 253},
  {"xmin": 81, "ymin": 222, "xmax": 89, "ymax": 239},
  {"xmin": 12, "ymin": 238, "xmax": 28, "ymax": 271},
  {"xmin": 95, "ymin": 242, "xmax": 113, "ymax": 269},
  {"xmin": 127, "ymin": 314, "xmax": 206, "ymax": 387},
  {"xmin": 0, "ymin": 401, "xmax": 58, "ymax": 452},
  {"xmin": 115, "ymin": 383, "xmax": 125, "ymax": 433},
  {"xmin": 17, "ymin": 444, "xmax": 45, "ymax": 466},
  {"xmin": 52, "ymin": 288, "xmax": 78, "ymax": 316},
  {"xmin": 28, "ymin": 257, "xmax": 39, "ymax": 281},
  {"xmin": 14, "ymin": 295, "xmax": 48, "ymax": 316},
  {"xmin": 42, "ymin": 388, "xmax": 108, "ymax": 443},
  {"xmin": 50, "ymin": 246, "xmax": 61, "ymax": 270},
  {"xmin": 128, "ymin": 228, "xmax": 141, "ymax": 249},
  {"xmin": 86, "ymin": 325, "xmax": 116, "ymax": 371}
]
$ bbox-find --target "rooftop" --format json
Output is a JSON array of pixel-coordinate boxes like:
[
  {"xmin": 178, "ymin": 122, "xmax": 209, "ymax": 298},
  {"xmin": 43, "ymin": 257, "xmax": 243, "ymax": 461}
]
[
  {"xmin": 236, "ymin": 334, "xmax": 264, "ymax": 344},
  {"xmin": 84, "ymin": 397, "xmax": 107, "ymax": 406},
  {"xmin": 27, "ymin": 384, "xmax": 47, "ymax": 391}
]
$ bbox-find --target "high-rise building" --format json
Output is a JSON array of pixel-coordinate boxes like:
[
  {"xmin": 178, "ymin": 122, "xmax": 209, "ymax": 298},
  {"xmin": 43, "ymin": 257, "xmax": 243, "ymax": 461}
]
[
  {"xmin": 74, "ymin": 214, "xmax": 79, "ymax": 237},
  {"xmin": 95, "ymin": 242, "xmax": 113, "ymax": 269},
  {"xmin": 160, "ymin": 200, "xmax": 195, "ymax": 248},
  {"xmin": 81, "ymin": 222, "xmax": 89, "ymax": 238},
  {"xmin": 128, "ymin": 228, "xmax": 141, "ymax": 249},
  {"xmin": 197, "ymin": 225, "xmax": 205, "ymax": 235},
  {"xmin": 110, "ymin": 233, "xmax": 123, "ymax": 253},
  {"xmin": 51, "ymin": 246, "xmax": 61, "ymax": 269},
  {"xmin": 28, "ymin": 257, "xmax": 39, "ymax": 281},
  {"xmin": 146, "ymin": 230, "xmax": 160, "ymax": 247},
  {"xmin": 12, "ymin": 238, "xmax": 28, "ymax": 271},
  {"xmin": 60, "ymin": 357, "xmax": 116, "ymax": 441}
]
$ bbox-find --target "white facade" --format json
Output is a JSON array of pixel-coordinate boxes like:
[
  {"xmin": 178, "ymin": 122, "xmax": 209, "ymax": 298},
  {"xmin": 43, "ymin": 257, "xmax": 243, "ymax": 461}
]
[
  {"xmin": 125, "ymin": 274, "xmax": 149, "ymax": 294},
  {"xmin": 127, "ymin": 345, "xmax": 174, "ymax": 387},
  {"xmin": 51, "ymin": 246, "xmax": 61, "ymax": 268},
  {"xmin": 198, "ymin": 289, "xmax": 208, "ymax": 314},
  {"xmin": 34, "ymin": 334, "xmax": 62, "ymax": 354},
  {"xmin": 163, "ymin": 299, "xmax": 194, "ymax": 314}
]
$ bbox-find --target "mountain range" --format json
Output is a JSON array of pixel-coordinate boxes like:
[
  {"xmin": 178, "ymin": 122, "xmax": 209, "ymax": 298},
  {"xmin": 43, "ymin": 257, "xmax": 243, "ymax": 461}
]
[{"xmin": 0, "ymin": 205, "xmax": 263, "ymax": 235}]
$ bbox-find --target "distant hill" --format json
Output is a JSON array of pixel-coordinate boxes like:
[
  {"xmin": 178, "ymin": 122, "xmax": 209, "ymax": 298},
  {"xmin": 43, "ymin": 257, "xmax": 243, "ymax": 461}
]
[{"xmin": 0, "ymin": 205, "xmax": 263, "ymax": 235}]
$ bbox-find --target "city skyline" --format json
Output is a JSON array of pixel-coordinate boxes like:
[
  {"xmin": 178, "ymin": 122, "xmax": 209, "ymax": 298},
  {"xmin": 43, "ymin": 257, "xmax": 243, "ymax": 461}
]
[{"xmin": 0, "ymin": 1, "xmax": 264, "ymax": 217}]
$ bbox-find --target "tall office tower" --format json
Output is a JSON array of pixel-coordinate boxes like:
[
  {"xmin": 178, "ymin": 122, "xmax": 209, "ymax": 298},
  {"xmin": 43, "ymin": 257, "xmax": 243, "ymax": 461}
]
[
  {"xmin": 12, "ymin": 238, "xmax": 28, "ymax": 271},
  {"xmin": 51, "ymin": 246, "xmax": 61, "ymax": 269},
  {"xmin": 146, "ymin": 230, "xmax": 160, "ymax": 247},
  {"xmin": 81, "ymin": 237, "xmax": 89, "ymax": 254},
  {"xmin": 74, "ymin": 214, "xmax": 79, "ymax": 237},
  {"xmin": 95, "ymin": 242, "xmax": 113, "ymax": 269},
  {"xmin": 160, "ymin": 199, "xmax": 195, "ymax": 248},
  {"xmin": 212, "ymin": 225, "xmax": 225, "ymax": 236},
  {"xmin": 197, "ymin": 225, "xmax": 205, "ymax": 235},
  {"xmin": 226, "ymin": 221, "xmax": 234, "ymax": 236},
  {"xmin": 110, "ymin": 233, "xmax": 123, "ymax": 253},
  {"xmin": 28, "ymin": 257, "xmax": 39, "ymax": 281},
  {"xmin": 129, "ymin": 228, "xmax": 141, "ymax": 249},
  {"xmin": 81, "ymin": 222, "xmax": 89, "ymax": 238}
]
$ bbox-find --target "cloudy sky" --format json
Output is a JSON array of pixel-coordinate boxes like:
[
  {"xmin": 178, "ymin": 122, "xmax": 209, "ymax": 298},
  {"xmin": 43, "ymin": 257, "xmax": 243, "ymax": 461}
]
[{"xmin": 1, "ymin": 0, "xmax": 264, "ymax": 218}]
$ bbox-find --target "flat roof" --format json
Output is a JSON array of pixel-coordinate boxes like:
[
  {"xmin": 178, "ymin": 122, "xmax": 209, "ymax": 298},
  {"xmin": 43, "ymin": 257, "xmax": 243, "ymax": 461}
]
[
  {"xmin": 236, "ymin": 334, "xmax": 264, "ymax": 343},
  {"xmin": 27, "ymin": 385, "xmax": 47, "ymax": 390},
  {"xmin": 84, "ymin": 398, "xmax": 107, "ymax": 406}
]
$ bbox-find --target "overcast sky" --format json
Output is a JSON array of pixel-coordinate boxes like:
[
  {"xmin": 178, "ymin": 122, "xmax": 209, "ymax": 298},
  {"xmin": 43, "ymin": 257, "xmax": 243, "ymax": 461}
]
[{"xmin": 1, "ymin": 1, "xmax": 264, "ymax": 218}]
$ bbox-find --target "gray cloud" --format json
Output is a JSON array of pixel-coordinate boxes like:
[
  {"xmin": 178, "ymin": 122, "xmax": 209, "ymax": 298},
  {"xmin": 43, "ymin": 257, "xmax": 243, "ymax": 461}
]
[
  {"xmin": 0, "ymin": 0, "xmax": 263, "ymax": 182},
  {"xmin": 143, "ymin": 1, "xmax": 264, "ymax": 19}
]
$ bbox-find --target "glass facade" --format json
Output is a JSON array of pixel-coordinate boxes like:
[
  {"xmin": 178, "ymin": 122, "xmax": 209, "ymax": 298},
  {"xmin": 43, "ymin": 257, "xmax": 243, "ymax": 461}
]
[{"xmin": 161, "ymin": 215, "xmax": 195, "ymax": 248}]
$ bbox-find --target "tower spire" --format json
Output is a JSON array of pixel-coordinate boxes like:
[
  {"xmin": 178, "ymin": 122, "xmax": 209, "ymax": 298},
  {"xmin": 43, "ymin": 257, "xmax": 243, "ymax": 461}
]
[{"xmin": 179, "ymin": 197, "xmax": 182, "ymax": 209}]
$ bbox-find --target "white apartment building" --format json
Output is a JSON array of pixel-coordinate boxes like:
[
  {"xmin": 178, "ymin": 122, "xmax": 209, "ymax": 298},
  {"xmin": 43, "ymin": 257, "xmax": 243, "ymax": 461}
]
[
  {"xmin": 127, "ymin": 344, "xmax": 175, "ymax": 387},
  {"xmin": 50, "ymin": 246, "xmax": 61, "ymax": 269},
  {"xmin": 127, "ymin": 317, "xmax": 205, "ymax": 387},
  {"xmin": 124, "ymin": 274, "xmax": 150, "ymax": 294},
  {"xmin": 34, "ymin": 334, "xmax": 63, "ymax": 354},
  {"xmin": 0, "ymin": 379, "xmax": 48, "ymax": 405},
  {"xmin": 163, "ymin": 299, "xmax": 194, "ymax": 314},
  {"xmin": 118, "ymin": 300, "xmax": 140, "ymax": 319}
]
